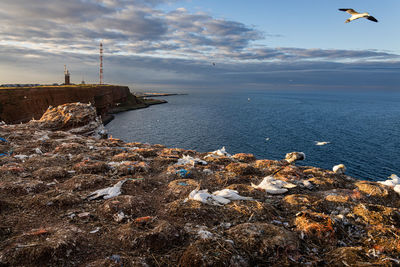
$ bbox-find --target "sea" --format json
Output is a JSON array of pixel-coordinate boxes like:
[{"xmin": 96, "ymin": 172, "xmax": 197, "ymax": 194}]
[{"xmin": 106, "ymin": 90, "xmax": 400, "ymax": 181}]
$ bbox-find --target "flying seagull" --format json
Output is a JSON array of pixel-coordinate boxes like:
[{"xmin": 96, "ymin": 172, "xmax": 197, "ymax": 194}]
[{"xmin": 339, "ymin": 9, "xmax": 378, "ymax": 23}]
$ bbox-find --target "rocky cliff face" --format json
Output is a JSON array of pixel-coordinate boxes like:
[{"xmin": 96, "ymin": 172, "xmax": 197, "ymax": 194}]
[{"xmin": 0, "ymin": 85, "xmax": 142, "ymax": 124}]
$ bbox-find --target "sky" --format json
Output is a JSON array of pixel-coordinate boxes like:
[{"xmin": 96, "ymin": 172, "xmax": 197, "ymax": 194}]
[{"xmin": 0, "ymin": 0, "xmax": 399, "ymax": 92}]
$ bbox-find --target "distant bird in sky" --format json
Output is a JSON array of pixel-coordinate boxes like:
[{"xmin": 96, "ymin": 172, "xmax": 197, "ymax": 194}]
[{"xmin": 339, "ymin": 9, "xmax": 378, "ymax": 23}]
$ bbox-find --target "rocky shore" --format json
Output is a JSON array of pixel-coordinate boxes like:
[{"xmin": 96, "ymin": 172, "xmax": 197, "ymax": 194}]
[{"xmin": 1, "ymin": 103, "xmax": 399, "ymax": 266}]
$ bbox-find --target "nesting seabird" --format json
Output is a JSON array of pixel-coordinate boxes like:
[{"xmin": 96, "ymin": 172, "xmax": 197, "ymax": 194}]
[
  {"xmin": 339, "ymin": 9, "xmax": 378, "ymax": 23},
  {"xmin": 285, "ymin": 152, "xmax": 306, "ymax": 164},
  {"xmin": 333, "ymin": 164, "xmax": 346, "ymax": 174}
]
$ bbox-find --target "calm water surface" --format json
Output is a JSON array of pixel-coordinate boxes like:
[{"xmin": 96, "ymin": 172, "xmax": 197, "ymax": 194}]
[{"xmin": 106, "ymin": 90, "xmax": 400, "ymax": 181}]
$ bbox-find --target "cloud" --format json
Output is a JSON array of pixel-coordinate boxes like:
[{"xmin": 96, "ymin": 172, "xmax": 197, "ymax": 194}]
[{"xmin": 0, "ymin": 0, "xmax": 399, "ymax": 90}]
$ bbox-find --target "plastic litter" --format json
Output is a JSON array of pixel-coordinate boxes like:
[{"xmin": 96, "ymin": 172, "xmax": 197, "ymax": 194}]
[
  {"xmin": 302, "ymin": 180, "xmax": 313, "ymax": 189},
  {"xmin": 14, "ymin": 155, "xmax": 29, "ymax": 160},
  {"xmin": 206, "ymin": 146, "xmax": 232, "ymax": 158},
  {"xmin": 251, "ymin": 175, "xmax": 296, "ymax": 194},
  {"xmin": 90, "ymin": 227, "xmax": 100, "ymax": 234},
  {"xmin": 176, "ymin": 155, "xmax": 207, "ymax": 166},
  {"xmin": 134, "ymin": 216, "xmax": 153, "ymax": 223},
  {"xmin": 26, "ymin": 229, "xmax": 48, "ymax": 236},
  {"xmin": 113, "ymin": 211, "xmax": 125, "ymax": 222},
  {"xmin": 198, "ymin": 229, "xmax": 214, "ymax": 240},
  {"xmin": 176, "ymin": 169, "xmax": 191, "ymax": 178},
  {"xmin": 38, "ymin": 135, "xmax": 50, "ymax": 141},
  {"xmin": 203, "ymin": 169, "xmax": 213, "ymax": 175},
  {"xmin": 0, "ymin": 137, "xmax": 8, "ymax": 143},
  {"xmin": 0, "ymin": 148, "xmax": 13, "ymax": 157},
  {"xmin": 109, "ymin": 254, "xmax": 121, "ymax": 263},
  {"xmin": 87, "ymin": 179, "xmax": 128, "ymax": 200},
  {"xmin": 177, "ymin": 182, "xmax": 188, "ymax": 186}
]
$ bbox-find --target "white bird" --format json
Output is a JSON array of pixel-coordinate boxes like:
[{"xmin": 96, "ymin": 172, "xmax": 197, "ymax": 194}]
[
  {"xmin": 315, "ymin": 141, "xmax": 330, "ymax": 146},
  {"xmin": 87, "ymin": 179, "xmax": 128, "ymax": 200},
  {"xmin": 394, "ymin": 185, "xmax": 400, "ymax": 195},
  {"xmin": 251, "ymin": 176, "xmax": 296, "ymax": 195},
  {"xmin": 339, "ymin": 9, "xmax": 378, "ymax": 23},
  {"xmin": 212, "ymin": 189, "xmax": 253, "ymax": 201},
  {"xmin": 378, "ymin": 174, "xmax": 400, "ymax": 187},
  {"xmin": 285, "ymin": 152, "xmax": 306, "ymax": 164},
  {"xmin": 333, "ymin": 164, "xmax": 346, "ymax": 174},
  {"xmin": 188, "ymin": 189, "xmax": 230, "ymax": 205}
]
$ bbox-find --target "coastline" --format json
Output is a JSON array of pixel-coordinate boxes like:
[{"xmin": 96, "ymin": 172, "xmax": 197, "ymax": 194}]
[{"xmin": 103, "ymin": 97, "xmax": 168, "ymax": 125}]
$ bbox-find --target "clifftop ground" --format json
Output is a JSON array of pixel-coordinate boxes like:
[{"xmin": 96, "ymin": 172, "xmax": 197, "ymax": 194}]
[{"xmin": 1, "ymin": 103, "xmax": 399, "ymax": 266}]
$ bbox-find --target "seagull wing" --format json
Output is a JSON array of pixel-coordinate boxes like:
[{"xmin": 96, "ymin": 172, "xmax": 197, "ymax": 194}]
[
  {"xmin": 367, "ymin": 16, "xmax": 378, "ymax": 22},
  {"xmin": 339, "ymin": 8, "xmax": 359, "ymax": 15}
]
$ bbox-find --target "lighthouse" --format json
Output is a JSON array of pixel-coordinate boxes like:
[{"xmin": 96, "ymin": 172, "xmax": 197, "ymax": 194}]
[{"xmin": 64, "ymin": 65, "xmax": 70, "ymax": 85}]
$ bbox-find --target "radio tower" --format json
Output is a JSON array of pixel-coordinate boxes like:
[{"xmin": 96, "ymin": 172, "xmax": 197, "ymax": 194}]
[{"xmin": 99, "ymin": 42, "xmax": 103, "ymax": 85}]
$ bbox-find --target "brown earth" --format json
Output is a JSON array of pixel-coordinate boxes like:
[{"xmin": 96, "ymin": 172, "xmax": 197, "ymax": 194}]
[{"xmin": 0, "ymin": 103, "xmax": 400, "ymax": 266}]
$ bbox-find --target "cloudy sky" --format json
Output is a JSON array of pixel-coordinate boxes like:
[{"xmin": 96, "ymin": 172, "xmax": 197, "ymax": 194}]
[{"xmin": 0, "ymin": 0, "xmax": 399, "ymax": 91}]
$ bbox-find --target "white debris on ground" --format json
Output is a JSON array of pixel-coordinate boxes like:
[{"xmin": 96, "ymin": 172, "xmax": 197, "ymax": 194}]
[
  {"xmin": 176, "ymin": 155, "xmax": 207, "ymax": 166},
  {"xmin": 251, "ymin": 176, "xmax": 296, "ymax": 195},
  {"xmin": 197, "ymin": 229, "xmax": 214, "ymax": 240},
  {"xmin": 333, "ymin": 164, "xmax": 346, "ymax": 174},
  {"xmin": 205, "ymin": 146, "xmax": 232, "ymax": 159},
  {"xmin": 202, "ymin": 169, "xmax": 213, "ymax": 175},
  {"xmin": 68, "ymin": 116, "xmax": 107, "ymax": 138},
  {"xmin": 87, "ymin": 179, "xmax": 128, "ymax": 200},
  {"xmin": 302, "ymin": 180, "xmax": 314, "ymax": 189},
  {"xmin": 14, "ymin": 155, "xmax": 29, "ymax": 160}
]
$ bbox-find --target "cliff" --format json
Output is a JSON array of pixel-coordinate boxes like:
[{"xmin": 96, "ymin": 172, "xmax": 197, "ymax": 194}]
[
  {"xmin": 0, "ymin": 103, "xmax": 399, "ymax": 266},
  {"xmin": 0, "ymin": 85, "xmax": 144, "ymax": 124}
]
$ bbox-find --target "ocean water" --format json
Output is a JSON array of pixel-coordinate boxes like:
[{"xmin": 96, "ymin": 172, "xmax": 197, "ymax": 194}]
[{"xmin": 106, "ymin": 90, "xmax": 400, "ymax": 181}]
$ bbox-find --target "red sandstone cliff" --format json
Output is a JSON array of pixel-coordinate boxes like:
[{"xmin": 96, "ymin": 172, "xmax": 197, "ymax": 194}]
[{"xmin": 0, "ymin": 85, "xmax": 143, "ymax": 124}]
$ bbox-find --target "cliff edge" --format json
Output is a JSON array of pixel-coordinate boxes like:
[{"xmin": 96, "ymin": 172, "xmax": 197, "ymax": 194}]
[{"xmin": 0, "ymin": 84, "xmax": 144, "ymax": 124}]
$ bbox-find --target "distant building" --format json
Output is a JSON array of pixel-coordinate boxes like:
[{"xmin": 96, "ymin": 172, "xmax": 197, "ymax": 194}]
[{"xmin": 64, "ymin": 65, "xmax": 71, "ymax": 85}]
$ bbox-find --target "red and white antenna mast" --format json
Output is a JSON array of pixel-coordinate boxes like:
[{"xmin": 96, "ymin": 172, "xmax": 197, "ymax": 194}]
[{"xmin": 99, "ymin": 42, "xmax": 103, "ymax": 84}]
